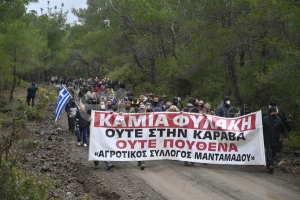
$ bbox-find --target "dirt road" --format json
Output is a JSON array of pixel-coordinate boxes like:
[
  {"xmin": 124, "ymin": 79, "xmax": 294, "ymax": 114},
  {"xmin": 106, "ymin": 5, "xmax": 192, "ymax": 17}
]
[{"xmin": 117, "ymin": 160, "xmax": 300, "ymax": 200}]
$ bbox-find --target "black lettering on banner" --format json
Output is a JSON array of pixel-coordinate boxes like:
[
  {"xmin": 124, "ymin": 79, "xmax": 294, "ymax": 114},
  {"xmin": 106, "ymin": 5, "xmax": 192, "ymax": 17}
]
[
  {"xmin": 122, "ymin": 151, "xmax": 127, "ymax": 158},
  {"xmin": 208, "ymin": 153, "xmax": 214, "ymax": 160},
  {"xmin": 157, "ymin": 129, "xmax": 166, "ymax": 137},
  {"xmin": 135, "ymin": 129, "xmax": 143, "ymax": 138},
  {"xmin": 202, "ymin": 153, "xmax": 207, "ymax": 160},
  {"xmin": 224, "ymin": 154, "xmax": 231, "ymax": 161},
  {"xmin": 193, "ymin": 130, "xmax": 202, "ymax": 139},
  {"xmin": 187, "ymin": 151, "xmax": 191, "ymax": 158},
  {"xmin": 116, "ymin": 151, "xmax": 122, "ymax": 158},
  {"xmin": 165, "ymin": 150, "xmax": 171, "ymax": 156},
  {"xmin": 195, "ymin": 152, "xmax": 202, "ymax": 159},
  {"xmin": 219, "ymin": 154, "xmax": 224, "ymax": 161},
  {"xmin": 178, "ymin": 129, "xmax": 187, "ymax": 138},
  {"xmin": 106, "ymin": 129, "xmax": 115, "ymax": 137},
  {"xmin": 213, "ymin": 131, "xmax": 220, "ymax": 140},
  {"xmin": 237, "ymin": 133, "xmax": 246, "ymax": 141},
  {"xmin": 236, "ymin": 154, "xmax": 241, "ymax": 161},
  {"xmin": 150, "ymin": 150, "xmax": 154, "ymax": 157},
  {"xmin": 231, "ymin": 154, "xmax": 236, "ymax": 161},
  {"xmin": 247, "ymin": 154, "xmax": 251, "ymax": 161},
  {"xmin": 176, "ymin": 150, "xmax": 180, "ymax": 157},
  {"xmin": 215, "ymin": 153, "xmax": 219, "ymax": 160},
  {"xmin": 130, "ymin": 151, "xmax": 136, "ymax": 158},
  {"xmin": 181, "ymin": 151, "xmax": 186, "ymax": 158},
  {"xmin": 159, "ymin": 150, "xmax": 165, "ymax": 157},
  {"xmin": 136, "ymin": 151, "xmax": 142, "ymax": 158},
  {"xmin": 167, "ymin": 129, "xmax": 176, "ymax": 137},
  {"xmin": 125, "ymin": 129, "xmax": 134, "ymax": 138},
  {"xmin": 171, "ymin": 150, "xmax": 176, "ymax": 157},
  {"xmin": 116, "ymin": 129, "xmax": 124, "ymax": 138},
  {"xmin": 203, "ymin": 131, "xmax": 212, "ymax": 140},
  {"xmin": 99, "ymin": 151, "xmax": 104, "ymax": 157},
  {"xmin": 149, "ymin": 129, "xmax": 156, "ymax": 137},
  {"xmin": 110, "ymin": 151, "xmax": 116, "ymax": 157},
  {"xmin": 229, "ymin": 132, "xmax": 236, "ymax": 141},
  {"xmin": 142, "ymin": 150, "xmax": 147, "ymax": 157},
  {"xmin": 220, "ymin": 132, "xmax": 228, "ymax": 140}
]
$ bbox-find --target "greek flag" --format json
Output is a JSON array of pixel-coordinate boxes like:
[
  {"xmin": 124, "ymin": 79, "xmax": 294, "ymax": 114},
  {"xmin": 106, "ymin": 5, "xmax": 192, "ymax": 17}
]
[{"xmin": 55, "ymin": 86, "xmax": 72, "ymax": 122}]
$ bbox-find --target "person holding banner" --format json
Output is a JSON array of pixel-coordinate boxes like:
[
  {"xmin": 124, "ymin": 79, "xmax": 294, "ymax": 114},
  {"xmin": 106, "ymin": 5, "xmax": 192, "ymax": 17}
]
[{"xmin": 263, "ymin": 107, "xmax": 289, "ymax": 173}]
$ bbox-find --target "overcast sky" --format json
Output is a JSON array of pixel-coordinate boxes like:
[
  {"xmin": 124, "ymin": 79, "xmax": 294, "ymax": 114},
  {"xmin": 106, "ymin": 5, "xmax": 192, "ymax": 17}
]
[{"xmin": 27, "ymin": 0, "xmax": 87, "ymax": 23}]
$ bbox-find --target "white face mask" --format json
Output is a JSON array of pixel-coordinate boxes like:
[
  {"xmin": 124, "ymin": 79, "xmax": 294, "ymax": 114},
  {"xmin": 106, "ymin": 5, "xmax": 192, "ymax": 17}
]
[
  {"xmin": 100, "ymin": 105, "xmax": 106, "ymax": 110},
  {"xmin": 226, "ymin": 100, "xmax": 230, "ymax": 105}
]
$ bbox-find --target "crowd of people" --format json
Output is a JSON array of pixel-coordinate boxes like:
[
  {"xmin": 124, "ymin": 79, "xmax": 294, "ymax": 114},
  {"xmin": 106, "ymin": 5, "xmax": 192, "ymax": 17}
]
[{"xmin": 61, "ymin": 76, "xmax": 291, "ymax": 173}]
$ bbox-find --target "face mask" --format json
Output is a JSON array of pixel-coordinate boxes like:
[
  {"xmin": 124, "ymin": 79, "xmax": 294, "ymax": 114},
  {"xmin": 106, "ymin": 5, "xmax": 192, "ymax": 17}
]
[
  {"xmin": 271, "ymin": 114, "xmax": 276, "ymax": 119},
  {"xmin": 226, "ymin": 101, "xmax": 230, "ymax": 105},
  {"xmin": 153, "ymin": 102, "xmax": 158, "ymax": 106},
  {"xmin": 100, "ymin": 105, "xmax": 105, "ymax": 110}
]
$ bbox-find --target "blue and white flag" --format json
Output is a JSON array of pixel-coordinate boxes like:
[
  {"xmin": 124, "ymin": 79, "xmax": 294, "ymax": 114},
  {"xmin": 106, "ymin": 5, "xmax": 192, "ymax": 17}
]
[{"xmin": 55, "ymin": 86, "xmax": 72, "ymax": 122}]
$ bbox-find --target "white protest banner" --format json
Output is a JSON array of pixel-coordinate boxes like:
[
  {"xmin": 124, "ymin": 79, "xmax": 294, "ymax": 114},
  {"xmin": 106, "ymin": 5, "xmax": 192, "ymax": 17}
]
[{"xmin": 88, "ymin": 111, "xmax": 265, "ymax": 165}]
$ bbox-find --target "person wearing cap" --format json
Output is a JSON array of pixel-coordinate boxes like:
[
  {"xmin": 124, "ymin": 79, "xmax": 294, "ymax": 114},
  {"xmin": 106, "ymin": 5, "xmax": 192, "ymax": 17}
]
[
  {"xmin": 137, "ymin": 105, "xmax": 147, "ymax": 170},
  {"xmin": 236, "ymin": 104, "xmax": 251, "ymax": 116},
  {"xmin": 263, "ymin": 107, "xmax": 289, "ymax": 173},
  {"xmin": 215, "ymin": 96, "xmax": 235, "ymax": 118},
  {"xmin": 262, "ymin": 102, "xmax": 291, "ymax": 132},
  {"xmin": 184, "ymin": 103, "xmax": 194, "ymax": 112},
  {"xmin": 173, "ymin": 97, "xmax": 182, "ymax": 111}
]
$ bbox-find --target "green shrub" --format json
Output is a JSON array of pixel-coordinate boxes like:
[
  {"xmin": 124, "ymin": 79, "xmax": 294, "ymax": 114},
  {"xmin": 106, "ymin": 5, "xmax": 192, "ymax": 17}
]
[
  {"xmin": 284, "ymin": 131, "xmax": 300, "ymax": 150},
  {"xmin": 0, "ymin": 165, "xmax": 54, "ymax": 200}
]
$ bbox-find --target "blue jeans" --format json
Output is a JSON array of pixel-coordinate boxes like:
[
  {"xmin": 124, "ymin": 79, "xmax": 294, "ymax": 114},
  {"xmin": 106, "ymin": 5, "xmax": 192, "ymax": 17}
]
[{"xmin": 77, "ymin": 127, "xmax": 88, "ymax": 144}]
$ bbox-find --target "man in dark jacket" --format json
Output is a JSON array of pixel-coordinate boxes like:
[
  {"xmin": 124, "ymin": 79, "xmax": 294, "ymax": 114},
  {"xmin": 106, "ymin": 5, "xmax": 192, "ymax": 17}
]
[
  {"xmin": 215, "ymin": 96, "xmax": 234, "ymax": 118},
  {"xmin": 66, "ymin": 98, "xmax": 78, "ymax": 134},
  {"xmin": 26, "ymin": 83, "xmax": 39, "ymax": 106},
  {"xmin": 263, "ymin": 107, "xmax": 289, "ymax": 173}
]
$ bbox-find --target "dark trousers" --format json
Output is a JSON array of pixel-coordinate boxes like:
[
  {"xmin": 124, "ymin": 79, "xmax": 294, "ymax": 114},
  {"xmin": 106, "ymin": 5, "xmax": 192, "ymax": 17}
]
[
  {"xmin": 265, "ymin": 145, "xmax": 278, "ymax": 167},
  {"xmin": 26, "ymin": 96, "xmax": 35, "ymax": 106},
  {"xmin": 69, "ymin": 117, "xmax": 76, "ymax": 132}
]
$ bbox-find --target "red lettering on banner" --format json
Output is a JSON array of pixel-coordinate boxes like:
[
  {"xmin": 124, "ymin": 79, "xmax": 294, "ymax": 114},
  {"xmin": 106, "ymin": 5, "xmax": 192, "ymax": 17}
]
[
  {"xmin": 127, "ymin": 140, "xmax": 137, "ymax": 149},
  {"xmin": 196, "ymin": 142, "xmax": 207, "ymax": 150},
  {"xmin": 186, "ymin": 140, "xmax": 196, "ymax": 149},
  {"xmin": 229, "ymin": 143, "xmax": 238, "ymax": 152},
  {"xmin": 164, "ymin": 139, "xmax": 174, "ymax": 148},
  {"xmin": 175, "ymin": 140, "xmax": 185, "ymax": 149},
  {"xmin": 208, "ymin": 142, "xmax": 216, "ymax": 151},
  {"xmin": 148, "ymin": 139, "xmax": 156, "ymax": 148},
  {"xmin": 116, "ymin": 140, "xmax": 127, "ymax": 149},
  {"xmin": 138, "ymin": 140, "xmax": 147, "ymax": 148},
  {"xmin": 93, "ymin": 112, "xmax": 257, "ymax": 131}
]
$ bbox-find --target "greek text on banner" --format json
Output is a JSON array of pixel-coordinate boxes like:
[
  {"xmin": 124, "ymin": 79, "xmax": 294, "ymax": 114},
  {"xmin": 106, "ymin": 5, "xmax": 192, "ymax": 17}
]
[{"xmin": 88, "ymin": 111, "xmax": 265, "ymax": 165}]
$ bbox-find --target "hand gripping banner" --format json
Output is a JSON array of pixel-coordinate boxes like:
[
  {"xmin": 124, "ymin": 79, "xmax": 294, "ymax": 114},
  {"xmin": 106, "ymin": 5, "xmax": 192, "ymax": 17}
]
[{"xmin": 88, "ymin": 111, "xmax": 265, "ymax": 165}]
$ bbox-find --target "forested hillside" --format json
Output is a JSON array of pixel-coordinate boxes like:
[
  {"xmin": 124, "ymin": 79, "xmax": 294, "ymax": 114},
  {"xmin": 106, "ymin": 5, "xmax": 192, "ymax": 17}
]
[{"xmin": 1, "ymin": 0, "xmax": 300, "ymax": 126}]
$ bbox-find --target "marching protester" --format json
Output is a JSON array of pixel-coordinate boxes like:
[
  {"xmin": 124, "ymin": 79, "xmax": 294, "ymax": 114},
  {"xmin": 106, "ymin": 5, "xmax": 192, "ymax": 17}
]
[
  {"xmin": 263, "ymin": 107, "xmax": 289, "ymax": 173},
  {"xmin": 26, "ymin": 82, "xmax": 39, "ymax": 107},
  {"xmin": 66, "ymin": 98, "xmax": 78, "ymax": 134},
  {"xmin": 75, "ymin": 104, "xmax": 90, "ymax": 147},
  {"xmin": 215, "ymin": 96, "xmax": 235, "ymax": 118}
]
